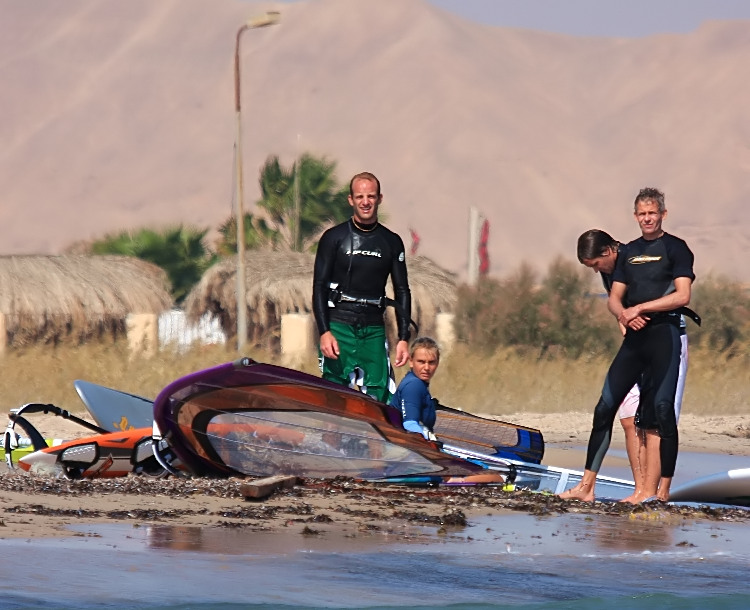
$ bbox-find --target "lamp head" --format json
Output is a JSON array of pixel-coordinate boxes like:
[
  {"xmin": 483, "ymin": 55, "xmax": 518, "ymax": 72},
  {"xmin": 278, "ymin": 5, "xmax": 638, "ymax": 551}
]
[{"xmin": 247, "ymin": 11, "xmax": 280, "ymax": 28}]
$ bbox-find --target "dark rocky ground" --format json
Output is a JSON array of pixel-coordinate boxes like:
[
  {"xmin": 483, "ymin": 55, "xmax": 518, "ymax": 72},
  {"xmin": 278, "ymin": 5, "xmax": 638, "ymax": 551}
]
[{"xmin": 1, "ymin": 473, "xmax": 747, "ymax": 541}]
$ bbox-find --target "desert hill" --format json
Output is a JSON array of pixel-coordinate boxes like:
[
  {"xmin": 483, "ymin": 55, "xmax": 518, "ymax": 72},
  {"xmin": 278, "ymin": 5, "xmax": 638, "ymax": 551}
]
[{"xmin": 2, "ymin": 0, "xmax": 749, "ymax": 283}]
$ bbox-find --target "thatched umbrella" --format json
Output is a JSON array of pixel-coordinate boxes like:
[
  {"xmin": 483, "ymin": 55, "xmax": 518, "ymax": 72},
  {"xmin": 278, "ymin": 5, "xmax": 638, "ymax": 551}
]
[
  {"xmin": 0, "ymin": 255, "xmax": 173, "ymax": 346},
  {"xmin": 402, "ymin": 255, "xmax": 458, "ymax": 336},
  {"xmin": 183, "ymin": 251, "xmax": 457, "ymax": 347}
]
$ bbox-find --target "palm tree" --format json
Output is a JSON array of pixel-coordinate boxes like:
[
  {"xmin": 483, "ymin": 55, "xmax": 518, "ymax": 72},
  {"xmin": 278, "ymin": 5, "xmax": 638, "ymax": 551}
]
[
  {"xmin": 216, "ymin": 213, "xmax": 278, "ymax": 256},
  {"xmin": 217, "ymin": 153, "xmax": 350, "ymax": 254},
  {"xmin": 91, "ymin": 226, "xmax": 216, "ymax": 303}
]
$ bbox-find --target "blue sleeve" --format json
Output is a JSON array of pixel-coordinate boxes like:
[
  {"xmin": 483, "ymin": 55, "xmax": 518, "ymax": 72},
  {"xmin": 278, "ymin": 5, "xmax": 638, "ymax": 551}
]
[
  {"xmin": 402, "ymin": 420, "xmax": 423, "ymax": 434},
  {"xmin": 396, "ymin": 378, "xmax": 426, "ymax": 424}
]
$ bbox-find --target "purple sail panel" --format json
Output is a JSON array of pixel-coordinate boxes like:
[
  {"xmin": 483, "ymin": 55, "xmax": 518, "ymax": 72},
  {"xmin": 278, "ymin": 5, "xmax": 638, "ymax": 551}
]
[{"xmin": 153, "ymin": 358, "xmax": 482, "ymax": 479}]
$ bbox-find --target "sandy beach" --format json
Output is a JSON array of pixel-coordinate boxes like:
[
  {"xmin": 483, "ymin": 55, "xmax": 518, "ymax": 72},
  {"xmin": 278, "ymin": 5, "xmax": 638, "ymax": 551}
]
[{"xmin": 1, "ymin": 411, "xmax": 748, "ymax": 543}]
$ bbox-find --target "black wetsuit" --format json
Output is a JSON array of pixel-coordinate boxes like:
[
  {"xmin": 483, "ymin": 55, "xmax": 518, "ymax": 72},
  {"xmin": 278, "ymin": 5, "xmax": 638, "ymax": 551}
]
[
  {"xmin": 586, "ymin": 233, "xmax": 695, "ymax": 478},
  {"xmin": 312, "ymin": 219, "xmax": 411, "ymax": 401},
  {"xmin": 312, "ymin": 219, "xmax": 411, "ymax": 339}
]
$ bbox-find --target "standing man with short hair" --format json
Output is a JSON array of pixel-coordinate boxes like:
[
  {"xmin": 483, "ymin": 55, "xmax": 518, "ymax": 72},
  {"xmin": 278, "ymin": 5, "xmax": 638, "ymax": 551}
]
[
  {"xmin": 561, "ymin": 188, "xmax": 696, "ymax": 503},
  {"xmin": 577, "ymin": 229, "xmax": 691, "ymax": 502},
  {"xmin": 312, "ymin": 172, "xmax": 411, "ymax": 403}
]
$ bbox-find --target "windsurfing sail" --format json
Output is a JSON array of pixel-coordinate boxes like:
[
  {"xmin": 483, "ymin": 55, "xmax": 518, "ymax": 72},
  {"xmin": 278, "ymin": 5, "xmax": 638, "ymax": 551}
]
[
  {"xmin": 153, "ymin": 358, "xmax": 485, "ymax": 480},
  {"xmin": 433, "ymin": 401, "xmax": 544, "ymax": 464},
  {"xmin": 73, "ymin": 375, "xmax": 545, "ymax": 469}
]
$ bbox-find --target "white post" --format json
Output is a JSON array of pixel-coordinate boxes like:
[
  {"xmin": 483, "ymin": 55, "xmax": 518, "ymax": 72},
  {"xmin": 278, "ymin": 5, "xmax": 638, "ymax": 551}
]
[
  {"xmin": 280, "ymin": 313, "xmax": 314, "ymax": 367},
  {"xmin": 0, "ymin": 313, "xmax": 6, "ymax": 357},
  {"xmin": 435, "ymin": 312, "xmax": 455, "ymax": 355},
  {"xmin": 126, "ymin": 313, "xmax": 158, "ymax": 359}
]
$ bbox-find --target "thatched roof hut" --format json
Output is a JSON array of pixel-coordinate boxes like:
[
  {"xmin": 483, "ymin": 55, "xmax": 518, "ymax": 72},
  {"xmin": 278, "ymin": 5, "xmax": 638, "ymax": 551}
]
[
  {"xmin": 0, "ymin": 255, "xmax": 173, "ymax": 346},
  {"xmin": 183, "ymin": 251, "xmax": 457, "ymax": 347}
]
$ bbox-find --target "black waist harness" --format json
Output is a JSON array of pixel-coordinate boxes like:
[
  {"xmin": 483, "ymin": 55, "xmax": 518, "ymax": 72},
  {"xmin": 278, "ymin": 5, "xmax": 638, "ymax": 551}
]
[
  {"xmin": 328, "ymin": 286, "xmax": 419, "ymax": 337},
  {"xmin": 329, "ymin": 289, "xmax": 385, "ymax": 327},
  {"xmin": 676, "ymin": 306, "xmax": 701, "ymax": 327},
  {"xmin": 648, "ymin": 306, "xmax": 701, "ymax": 330},
  {"xmin": 329, "ymin": 287, "xmax": 385, "ymax": 309}
]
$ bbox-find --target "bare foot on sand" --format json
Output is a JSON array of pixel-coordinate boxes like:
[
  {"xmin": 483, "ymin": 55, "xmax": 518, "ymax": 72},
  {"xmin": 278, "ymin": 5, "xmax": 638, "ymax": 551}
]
[
  {"xmin": 619, "ymin": 490, "xmax": 657, "ymax": 504},
  {"xmin": 619, "ymin": 493, "xmax": 639, "ymax": 504},
  {"xmin": 558, "ymin": 483, "xmax": 595, "ymax": 502}
]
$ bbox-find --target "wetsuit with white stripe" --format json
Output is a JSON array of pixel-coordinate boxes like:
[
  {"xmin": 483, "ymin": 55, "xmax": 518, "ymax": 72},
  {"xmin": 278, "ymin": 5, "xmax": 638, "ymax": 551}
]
[
  {"xmin": 390, "ymin": 370, "xmax": 436, "ymax": 437},
  {"xmin": 586, "ymin": 233, "xmax": 695, "ymax": 478}
]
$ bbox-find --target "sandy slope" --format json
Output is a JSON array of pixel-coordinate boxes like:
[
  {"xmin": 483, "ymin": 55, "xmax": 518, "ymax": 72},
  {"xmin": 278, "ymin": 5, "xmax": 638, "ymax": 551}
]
[{"xmin": 2, "ymin": 0, "xmax": 750, "ymax": 282}]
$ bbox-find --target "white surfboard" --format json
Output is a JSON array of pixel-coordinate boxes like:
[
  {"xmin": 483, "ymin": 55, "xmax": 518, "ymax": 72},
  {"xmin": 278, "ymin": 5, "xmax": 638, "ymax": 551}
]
[
  {"xmin": 668, "ymin": 467, "xmax": 750, "ymax": 507},
  {"xmin": 441, "ymin": 442, "xmax": 636, "ymax": 501},
  {"xmin": 74, "ymin": 379, "xmax": 154, "ymax": 432}
]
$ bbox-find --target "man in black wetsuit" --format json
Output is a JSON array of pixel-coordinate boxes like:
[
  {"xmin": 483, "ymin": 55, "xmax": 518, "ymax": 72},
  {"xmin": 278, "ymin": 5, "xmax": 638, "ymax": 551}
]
[
  {"xmin": 562, "ymin": 188, "xmax": 695, "ymax": 503},
  {"xmin": 577, "ymin": 229, "xmax": 692, "ymax": 503},
  {"xmin": 312, "ymin": 172, "xmax": 411, "ymax": 403}
]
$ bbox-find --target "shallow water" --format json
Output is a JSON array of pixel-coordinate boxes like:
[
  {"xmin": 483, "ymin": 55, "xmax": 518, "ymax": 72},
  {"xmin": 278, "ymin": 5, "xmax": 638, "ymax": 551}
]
[
  {"xmin": 2, "ymin": 510, "xmax": 749, "ymax": 609},
  {"xmin": 2, "ymin": 449, "xmax": 748, "ymax": 609}
]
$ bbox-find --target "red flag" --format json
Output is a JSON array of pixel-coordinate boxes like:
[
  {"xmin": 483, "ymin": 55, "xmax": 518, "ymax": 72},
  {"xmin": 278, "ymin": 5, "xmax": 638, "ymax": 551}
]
[
  {"xmin": 478, "ymin": 219, "xmax": 490, "ymax": 275},
  {"xmin": 409, "ymin": 227, "xmax": 420, "ymax": 255}
]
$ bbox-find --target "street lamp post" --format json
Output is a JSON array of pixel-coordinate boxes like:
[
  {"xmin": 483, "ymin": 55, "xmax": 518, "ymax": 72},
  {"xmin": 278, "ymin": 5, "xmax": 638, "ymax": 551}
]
[{"xmin": 234, "ymin": 11, "xmax": 280, "ymax": 352}]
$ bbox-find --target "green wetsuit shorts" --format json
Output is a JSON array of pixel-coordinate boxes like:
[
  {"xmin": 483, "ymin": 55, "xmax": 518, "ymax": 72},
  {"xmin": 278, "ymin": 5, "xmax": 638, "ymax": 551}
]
[{"xmin": 318, "ymin": 321, "xmax": 396, "ymax": 404}]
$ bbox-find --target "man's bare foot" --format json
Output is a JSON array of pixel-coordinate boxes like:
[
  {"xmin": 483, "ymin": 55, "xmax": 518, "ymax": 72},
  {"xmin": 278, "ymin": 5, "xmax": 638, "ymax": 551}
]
[
  {"xmin": 558, "ymin": 483, "xmax": 595, "ymax": 502},
  {"xmin": 619, "ymin": 489, "xmax": 657, "ymax": 504}
]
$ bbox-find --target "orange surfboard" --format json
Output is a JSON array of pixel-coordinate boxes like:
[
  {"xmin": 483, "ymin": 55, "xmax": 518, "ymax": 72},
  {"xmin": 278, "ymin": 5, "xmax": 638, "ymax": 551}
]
[{"xmin": 17, "ymin": 428, "xmax": 162, "ymax": 478}]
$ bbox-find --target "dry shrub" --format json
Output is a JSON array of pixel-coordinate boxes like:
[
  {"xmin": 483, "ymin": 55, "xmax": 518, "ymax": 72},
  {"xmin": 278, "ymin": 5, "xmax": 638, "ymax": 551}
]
[
  {"xmin": 0, "ymin": 341, "xmax": 748, "ymax": 421},
  {"xmin": 689, "ymin": 274, "xmax": 750, "ymax": 355},
  {"xmin": 677, "ymin": 347, "xmax": 750, "ymax": 417},
  {"xmin": 430, "ymin": 344, "xmax": 610, "ymax": 415},
  {"xmin": 2, "ymin": 266, "xmax": 749, "ymax": 421},
  {"xmin": 0, "ymin": 343, "xmax": 298, "ymax": 414},
  {"xmin": 454, "ymin": 258, "xmax": 619, "ymax": 358}
]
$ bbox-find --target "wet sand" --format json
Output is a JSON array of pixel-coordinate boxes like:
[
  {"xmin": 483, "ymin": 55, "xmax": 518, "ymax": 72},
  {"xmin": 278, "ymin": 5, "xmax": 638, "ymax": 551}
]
[
  {"xmin": 1, "ymin": 412, "xmax": 748, "ymax": 543},
  {"xmin": 1, "ymin": 412, "xmax": 749, "ymax": 608}
]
